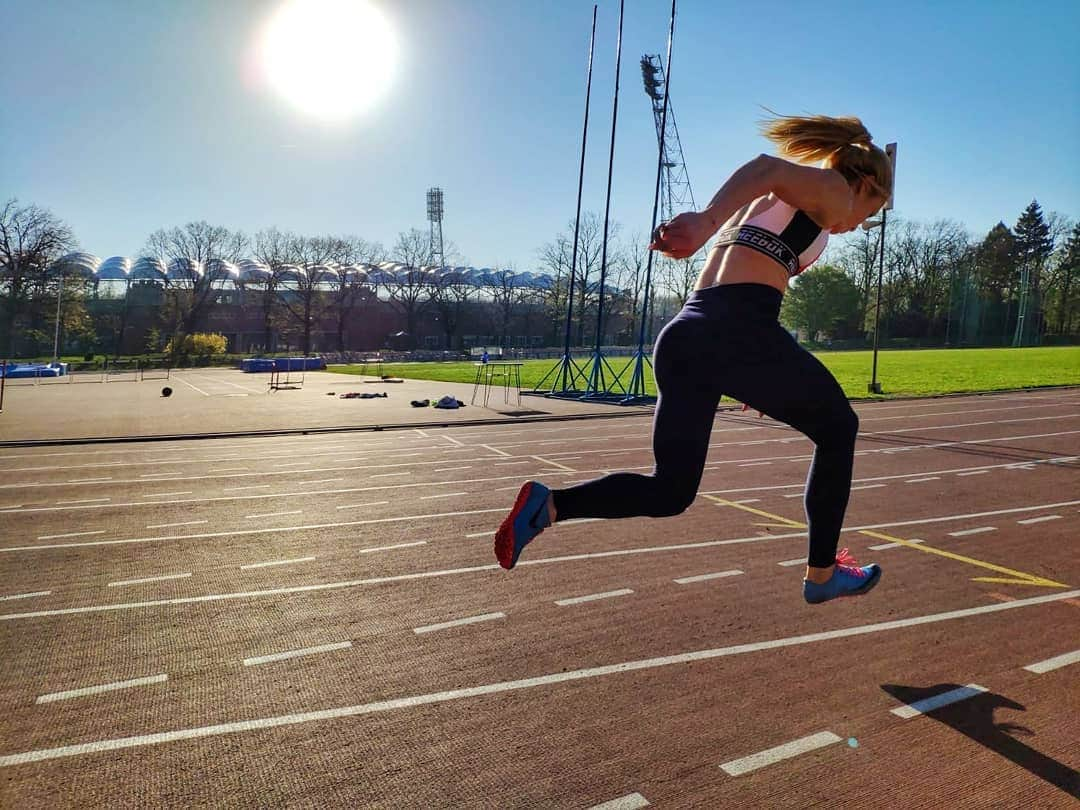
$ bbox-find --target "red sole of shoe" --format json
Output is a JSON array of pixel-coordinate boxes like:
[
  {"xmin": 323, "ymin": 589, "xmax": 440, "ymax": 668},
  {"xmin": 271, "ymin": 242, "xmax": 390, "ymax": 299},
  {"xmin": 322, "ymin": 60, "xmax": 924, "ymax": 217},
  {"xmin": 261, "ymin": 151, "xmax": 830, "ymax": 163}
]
[{"xmin": 494, "ymin": 482, "xmax": 533, "ymax": 570}]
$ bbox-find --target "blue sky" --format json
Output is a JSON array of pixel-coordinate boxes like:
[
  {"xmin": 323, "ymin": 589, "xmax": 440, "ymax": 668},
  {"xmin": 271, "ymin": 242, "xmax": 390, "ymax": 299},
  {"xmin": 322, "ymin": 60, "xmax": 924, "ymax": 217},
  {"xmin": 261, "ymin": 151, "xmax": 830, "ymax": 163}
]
[{"xmin": 2, "ymin": 0, "xmax": 1077, "ymax": 269}]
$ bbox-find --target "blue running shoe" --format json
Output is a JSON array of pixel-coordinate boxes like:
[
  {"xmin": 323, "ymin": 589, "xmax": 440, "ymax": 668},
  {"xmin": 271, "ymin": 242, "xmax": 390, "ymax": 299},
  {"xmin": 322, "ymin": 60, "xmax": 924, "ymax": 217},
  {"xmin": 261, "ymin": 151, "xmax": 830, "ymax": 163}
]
[
  {"xmin": 803, "ymin": 548, "xmax": 882, "ymax": 604},
  {"xmin": 495, "ymin": 481, "xmax": 551, "ymax": 570}
]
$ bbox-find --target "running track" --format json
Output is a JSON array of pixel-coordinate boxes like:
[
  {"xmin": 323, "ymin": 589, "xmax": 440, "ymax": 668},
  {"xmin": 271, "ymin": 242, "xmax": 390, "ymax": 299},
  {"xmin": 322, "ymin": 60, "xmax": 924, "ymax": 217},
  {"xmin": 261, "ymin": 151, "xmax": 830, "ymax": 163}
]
[{"xmin": 1, "ymin": 389, "xmax": 1078, "ymax": 807}]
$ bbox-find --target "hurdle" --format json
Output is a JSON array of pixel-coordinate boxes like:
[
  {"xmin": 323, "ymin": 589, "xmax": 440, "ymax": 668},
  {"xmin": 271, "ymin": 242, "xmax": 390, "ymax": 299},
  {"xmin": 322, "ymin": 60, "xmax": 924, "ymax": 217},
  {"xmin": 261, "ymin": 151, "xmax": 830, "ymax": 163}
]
[{"xmin": 269, "ymin": 358, "xmax": 305, "ymax": 391}]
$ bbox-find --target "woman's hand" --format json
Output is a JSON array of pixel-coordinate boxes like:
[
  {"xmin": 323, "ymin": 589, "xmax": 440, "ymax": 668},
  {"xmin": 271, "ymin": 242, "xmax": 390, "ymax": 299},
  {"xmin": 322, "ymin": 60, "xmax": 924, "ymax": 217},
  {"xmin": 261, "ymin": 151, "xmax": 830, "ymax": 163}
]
[{"xmin": 649, "ymin": 210, "xmax": 713, "ymax": 259}]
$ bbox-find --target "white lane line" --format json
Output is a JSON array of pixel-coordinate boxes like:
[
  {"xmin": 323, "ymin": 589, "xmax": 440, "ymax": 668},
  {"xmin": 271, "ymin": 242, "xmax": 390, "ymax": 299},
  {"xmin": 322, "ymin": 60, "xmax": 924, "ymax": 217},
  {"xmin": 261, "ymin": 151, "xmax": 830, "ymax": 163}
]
[
  {"xmin": 210, "ymin": 467, "xmax": 249, "ymax": 473},
  {"xmin": 414, "ymin": 429, "xmax": 428, "ymax": 438},
  {"xmin": 243, "ymin": 641, "xmax": 352, "ymax": 667},
  {"xmin": 297, "ymin": 478, "xmax": 343, "ymax": 486},
  {"xmin": 370, "ymin": 472, "xmax": 410, "ymax": 478},
  {"xmin": 850, "ymin": 484, "xmax": 886, "ymax": 491},
  {"xmin": 732, "ymin": 498, "xmax": 761, "ymax": 504},
  {"xmin": 359, "ymin": 541, "xmax": 426, "ymax": 554},
  {"xmin": 140, "ymin": 472, "xmax": 183, "ymax": 479},
  {"xmin": 433, "ymin": 466, "xmax": 471, "ymax": 473},
  {"xmin": 0, "ymin": 590, "xmax": 51, "ymax": 602},
  {"xmin": 171, "ymin": 376, "xmax": 210, "ymax": 396},
  {"xmin": 335, "ymin": 501, "xmax": 390, "ymax": 510},
  {"xmin": 481, "ymin": 444, "xmax": 511, "ymax": 457},
  {"xmin": 443, "ymin": 435, "xmax": 464, "ymax": 446},
  {"xmin": 1023, "ymin": 650, "xmax": 1080, "ymax": 674},
  {"xmin": 947, "ymin": 527, "xmax": 996, "ymax": 537},
  {"xmin": 905, "ymin": 477, "xmax": 941, "ymax": 483},
  {"xmin": 413, "ymin": 612, "xmax": 505, "ymax": 634},
  {"xmin": 37, "ymin": 530, "xmax": 105, "ymax": 540},
  {"xmin": 143, "ymin": 491, "xmax": 193, "ymax": 498},
  {"xmin": 146, "ymin": 521, "xmax": 209, "ymax": 529},
  {"xmin": 720, "ymin": 731, "xmax": 842, "ymax": 776},
  {"xmin": 55, "ymin": 498, "xmax": 110, "ymax": 505},
  {"xmin": 3, "ymin": 590, "xmax": 1078, "ymax": 766},
  {"xmin": 777, "ymin": 558, "xmax": 805, "ymax": 567},
  {"xmin": 420, "ymin": 492, "xmax": 467, "ymax": 500},
  {"xmin": 890, "ymin": 684, "xmax": 988, "ymax": 718},
  {"xmin": 1017, "ymin": 515, "xmax": 1062, "ymax": 525},
  {"xmin": 783, "ymin": 493, "xmax": 804, "ymax": 498},
  {"xmin": 36, "ymin": 674, "xmax": 168, "ymax": 705},
  {"xmin": 245, "ymin": 510, "xmax": 303, "ymax": 520},
  {"xmin": 240, "ymin": 557, "xmax": 316, "ymax": 570},
  {"xmin": 737, "ymin": 461, "xmax": 772, "ymax": 467},
  {"xmin": 869, "ymin": 539, "xmax": 924, "ymax": 551},
  {"xmin": 674, "ymin": 570, "xmax": 744, "ymax": 585},
  {"xmin": 587, "ymin": 793, "xmax": 650, "ymax": 810},
  {"xmin": 107, "ymin": 573, "xmax": 192, "ymax": 588},
  {"xmin": 466, "ymin": 531, "xmax": 494, "ymax": 538},
  {"xmin": 68, "ymin": 477, "xmax": 112, "ymax": 483},
  {"xmin": 555, "ymin": 589, "xmax": 633, "ymax": 607},
  {"xmin": 533, "ymin": 455, "xmax": 576, "ymax": 472},
  {"xmin": 560, "ymin": 518, "xmax": 604, "ymax": 526},
  {"xmin": 957, "ymin": 470, "xmax": 989, "ymax": 477},
  {"xmin": 224, "ymin": 485, "xmax": 271, "ymax": 492}
]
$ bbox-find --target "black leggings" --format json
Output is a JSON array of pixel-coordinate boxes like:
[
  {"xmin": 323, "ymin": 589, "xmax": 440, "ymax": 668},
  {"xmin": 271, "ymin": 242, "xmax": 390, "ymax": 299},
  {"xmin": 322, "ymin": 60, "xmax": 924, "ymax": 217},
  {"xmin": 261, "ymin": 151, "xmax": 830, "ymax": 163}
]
[{"xmin": 552, "ymin": 283, "xmax": 858, "ymax": 568}]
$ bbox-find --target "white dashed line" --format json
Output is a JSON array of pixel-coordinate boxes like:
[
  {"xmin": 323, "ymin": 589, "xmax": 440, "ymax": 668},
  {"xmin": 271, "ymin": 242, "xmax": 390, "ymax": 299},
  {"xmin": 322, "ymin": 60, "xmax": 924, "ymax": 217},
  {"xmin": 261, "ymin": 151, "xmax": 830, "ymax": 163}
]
[
  {"xmin": 240, "ymin": 557, "xmax": 316, "ymax": 570},
  {"xmin": 68, "ymin": 477, "xmax": 112, "ymax": 483},
  {"xmin": 55, "ymin": 498, "xmax": 110, "ymax": 505},
  {"xmin": 947, "ymin": 527, "xmax": 996, "ymax": 537},
  {"xmin": 359, "ymin": 541, "xmax": 426, "ymax": 554},
  {"xmin": 720, "ymin": 731, "xmax": 842, "ymax": 776},
  {"xmin": 777, "ymin": 558, "xmax": 805, "ymax": 567},
  {"xmin": 1016, "ymin": 515, "xmax": 1062, "ymax": 525},
  {"xmin": 36, "ymin": 674, "xmax": 167, "ymax": 704},
  {"xmin": 850, "ymin": 484, "xmax": 886, "ymax": 491},
  {"xmin": 297, "ymin": 478, "xmax": 343, "ymax": 486},
  {"xmin": 335, "ymin": 501, "xmax": 390, "ymax": 510},
  {"xmin": 732, "ymin": 498, "xmax": 761, "ymax": 504},
  {"xmin": 1023, "ymin": 650, "xmax": 1080, "ymax": 674},
  {"xmin": 37, "ymin": 530, "xmax": 105, "ymax": 540},
  {"xmin": 243, "ymin": 641, "xmax": 352, "ymax": 667},
  {"xmin": 587, "ymin": 793, "xmax": 650, "ymax": 810},
  {"xmin": 555, "ymin": 589, "xmax": 633, "ymax": 606},
  {"xmin": 370, "ymin": 472, "xmax": 411, "ymax": 478},
  {"xmin": 146, "ymin": 520, "xmax": 209, "ymax": 529},
  {"xmin": 0, "ymin": 591, "xmax": 51, "ymax": 602},
  {"xmin": 890, "ymin": 684, "xmax": 988, "ymax": 718},
  {"xmin": 225, "ymin": 485, "xmax": 271, "ymax": 492},
  {"xmin": 107, "ymin": 573, "xmax": 192, "ymax": 588},
  {"xmin": 413, "ymin": 612, "xmax": 505, "ymax": 634},
  {"xmin": 465, "ymin": 530, "xmax": 494, "ymax": 538},
  {"xmin": 142, "ymin": 491, "xmax": 193, "ymax": 498},
  {"xmin": 420, "ymin": 492, "xmax": 467, "ymax": 500},
  {"xmin": 904, "ymin": 477, "xmax": 940, "ymax": 484},
  {"xmin": 737, "ymin": 461, "xmax": 772, "ymax": 467},
  {"xmin": 245, "ymin": 510, "xmax": 303, "ymax": 520},
  {"xmin": 868, "ymin": 539, "xmax": 924, "ymax": 551},
  {"xmin": 433, "ymin": 466, "xmax": 471, "ymax": 473},
  {"xmin": 674, "ymin": 570, "xmax": 744, "ymax": 585},
  {"xmin": 957, "ymin": 470, "xmax": 989, "ymax": 477}
]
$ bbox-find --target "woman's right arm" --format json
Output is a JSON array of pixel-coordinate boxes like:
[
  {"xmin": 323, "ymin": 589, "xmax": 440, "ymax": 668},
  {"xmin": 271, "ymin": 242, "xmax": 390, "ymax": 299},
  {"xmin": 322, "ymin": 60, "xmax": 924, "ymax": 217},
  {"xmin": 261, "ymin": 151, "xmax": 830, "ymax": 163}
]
[{"xmin": 650, "ymin": 155, "xmax": 853, "ymax": 259}]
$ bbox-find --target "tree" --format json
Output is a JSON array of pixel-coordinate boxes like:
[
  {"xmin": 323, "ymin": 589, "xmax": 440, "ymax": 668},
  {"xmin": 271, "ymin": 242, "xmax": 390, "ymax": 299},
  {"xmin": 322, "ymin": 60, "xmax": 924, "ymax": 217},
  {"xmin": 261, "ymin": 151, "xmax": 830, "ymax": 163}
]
[
  {"xmin": 143, "ymin": 221, "xmax": 247, "ymax": 351},
  {"xmin": 1012, "ymin": 200, "xmax": 1054, "ymax": 341},
  {"xmin": 385, "ymin": 228, "xmax": 434, "ymax": 346},
  {"xmin": 252, "ymin": 227, "xmax": 297, "ymax": 353},
  {"xmin": 0, "ymin": 199, "xmax": 76, "ymax": 356},
  {"xmin": 278, "ymin": 234, "xmax": 337, "ymax": 355},
  {"xmin": 328, "ymin": 236, "xmax": 383, "ymax": 353},
  {"xmin": 781, "ymin": 264, "xmax": 861, "ymax": 341},
  {"xmin": 1047, "ymin": 222, "xmax": 1080, "ymax": 335}
]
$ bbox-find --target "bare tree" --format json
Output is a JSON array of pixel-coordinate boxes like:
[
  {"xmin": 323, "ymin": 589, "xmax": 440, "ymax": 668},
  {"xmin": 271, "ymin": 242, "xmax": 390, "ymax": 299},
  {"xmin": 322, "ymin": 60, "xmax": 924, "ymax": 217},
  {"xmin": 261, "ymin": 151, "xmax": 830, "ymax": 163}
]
[
  {"xmin": 143, "ymin": 221, "xmax": 247, "ymax": 347},
  {"xmin": 251, "ymin": 227, "xmax": 297, "ymax": 353},
  {"xmin": 0, "ymin": 199, "xmax": 77, "ymax": 356},
  {"xmin": 539, "ymin": 213, "xmax": 609, "ymax": 346},
  {"xmin": 385, "ymin": 228, "xmax": 434, "ymax": 346},
  {"xmin": 278, "ymin": 234, "xmax": 338, "ymax": 355},
  {"xmin": 329, "ymin": 236, "xmax": 384, "ymax": 353}
]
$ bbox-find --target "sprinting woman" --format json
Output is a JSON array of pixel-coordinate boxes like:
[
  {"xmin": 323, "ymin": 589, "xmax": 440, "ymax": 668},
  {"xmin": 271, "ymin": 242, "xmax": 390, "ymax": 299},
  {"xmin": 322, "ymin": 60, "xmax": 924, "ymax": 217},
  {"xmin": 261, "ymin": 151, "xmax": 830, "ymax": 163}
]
[{"xmin": 494, "ymin": 113, "xmax": 894, "ymax": 604}]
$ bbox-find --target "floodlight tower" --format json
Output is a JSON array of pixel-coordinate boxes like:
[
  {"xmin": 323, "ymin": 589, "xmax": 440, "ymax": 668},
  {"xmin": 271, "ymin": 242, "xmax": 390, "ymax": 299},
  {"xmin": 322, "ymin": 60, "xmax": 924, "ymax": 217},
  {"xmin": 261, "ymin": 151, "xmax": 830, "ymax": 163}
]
[
  {"xmin": 640, "ymin": 55, "xmax": 695, "ymax": 224},
  {"xmin": 427, "ymin": 187, "xmax": 446, "ymax": 270}
]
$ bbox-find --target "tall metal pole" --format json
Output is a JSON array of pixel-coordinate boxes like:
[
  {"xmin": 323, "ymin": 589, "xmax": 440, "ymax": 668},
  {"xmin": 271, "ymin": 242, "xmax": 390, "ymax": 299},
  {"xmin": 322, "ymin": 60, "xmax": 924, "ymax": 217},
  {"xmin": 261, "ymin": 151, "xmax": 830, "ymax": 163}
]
[
  {"xmin": 869, "ymin": 207, "xmax": 887, "ymax": 394},
  {"xmin": 532, "ymin": 5, "xmax": 596, "ymax": 396},
  {"xmin": 52, "ymin": 272, "xmax": 64, "ymax": 363},
  {"xmin": 584, "ymin": 0, "xmax": 626, "ymax": 397},
  {"xmin": 622, "ymin": 0, "xmax": 676, "ymax": 402}
]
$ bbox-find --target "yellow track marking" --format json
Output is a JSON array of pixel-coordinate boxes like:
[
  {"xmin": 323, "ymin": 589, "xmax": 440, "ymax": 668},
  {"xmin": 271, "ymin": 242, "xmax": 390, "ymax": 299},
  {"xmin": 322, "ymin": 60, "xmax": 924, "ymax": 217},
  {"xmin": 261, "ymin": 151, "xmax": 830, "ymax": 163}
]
[{"xmin": 707, "ymin": 496, "xmax": 1068, "ymax": 589}]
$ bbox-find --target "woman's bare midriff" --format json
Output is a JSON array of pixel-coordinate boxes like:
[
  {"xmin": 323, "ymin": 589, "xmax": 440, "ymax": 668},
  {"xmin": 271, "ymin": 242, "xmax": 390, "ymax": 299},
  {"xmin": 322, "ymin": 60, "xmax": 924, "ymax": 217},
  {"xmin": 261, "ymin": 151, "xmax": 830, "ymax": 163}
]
[{"xmin": 694, "ymin": 243, "xmax": 790, "ymax": 294}]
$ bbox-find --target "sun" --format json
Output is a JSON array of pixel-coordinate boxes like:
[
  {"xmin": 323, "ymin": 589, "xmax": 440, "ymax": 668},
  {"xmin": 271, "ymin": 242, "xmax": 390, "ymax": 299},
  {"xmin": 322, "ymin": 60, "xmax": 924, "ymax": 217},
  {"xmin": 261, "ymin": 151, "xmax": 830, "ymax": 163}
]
[{"xmin": 257, "ymin": 0, "xmax": 398, "ymax": 122}]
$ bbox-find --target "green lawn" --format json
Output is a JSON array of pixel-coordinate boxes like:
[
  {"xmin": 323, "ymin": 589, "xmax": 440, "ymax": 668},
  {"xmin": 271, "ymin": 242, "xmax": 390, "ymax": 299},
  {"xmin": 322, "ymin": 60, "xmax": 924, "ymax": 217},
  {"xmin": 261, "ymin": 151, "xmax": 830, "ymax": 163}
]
[{"xmin": 328, "ymin": 346, "xmax": 1080, "ymax": 400}]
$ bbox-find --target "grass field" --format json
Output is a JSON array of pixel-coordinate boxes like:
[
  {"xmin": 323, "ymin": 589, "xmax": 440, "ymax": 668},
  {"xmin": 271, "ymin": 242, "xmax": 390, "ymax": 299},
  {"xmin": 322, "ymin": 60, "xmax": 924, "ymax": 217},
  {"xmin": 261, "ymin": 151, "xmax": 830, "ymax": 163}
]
[{"xmin": 328, "ymin": 346, "xmax": 1080, "ymax": 400}]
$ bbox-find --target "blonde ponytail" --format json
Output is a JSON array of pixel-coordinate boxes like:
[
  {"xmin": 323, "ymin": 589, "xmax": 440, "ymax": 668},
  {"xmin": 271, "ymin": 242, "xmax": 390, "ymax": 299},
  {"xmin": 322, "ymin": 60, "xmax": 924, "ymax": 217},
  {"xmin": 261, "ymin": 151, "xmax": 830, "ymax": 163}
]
[{"xmin": 760, "ymin": 111, "xmax": 893, "ymax": 200}]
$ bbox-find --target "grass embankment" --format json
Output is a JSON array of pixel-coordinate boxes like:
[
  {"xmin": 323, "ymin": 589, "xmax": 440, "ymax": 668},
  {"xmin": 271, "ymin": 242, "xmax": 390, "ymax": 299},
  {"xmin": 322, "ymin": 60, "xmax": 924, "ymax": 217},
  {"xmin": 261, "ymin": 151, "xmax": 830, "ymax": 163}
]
[{"xmin": 328, "ymin": 346, "xmax": 1080, "ymax": 400}]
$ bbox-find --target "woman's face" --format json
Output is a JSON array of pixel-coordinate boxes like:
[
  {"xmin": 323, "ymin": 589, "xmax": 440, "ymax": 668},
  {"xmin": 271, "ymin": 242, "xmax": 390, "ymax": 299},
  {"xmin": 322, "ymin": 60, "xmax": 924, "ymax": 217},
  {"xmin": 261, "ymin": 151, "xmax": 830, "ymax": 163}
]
[{"xmin": 830, "ymin": 180, "xmax": 887, "ymax": 234}]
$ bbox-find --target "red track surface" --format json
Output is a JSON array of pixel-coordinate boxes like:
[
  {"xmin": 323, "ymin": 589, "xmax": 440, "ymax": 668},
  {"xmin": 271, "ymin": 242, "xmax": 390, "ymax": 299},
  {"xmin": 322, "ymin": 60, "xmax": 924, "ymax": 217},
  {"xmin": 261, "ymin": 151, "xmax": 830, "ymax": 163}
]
[{"xmin": 1, "ymin": 389, "xmax": 1078, "ymax": 807}]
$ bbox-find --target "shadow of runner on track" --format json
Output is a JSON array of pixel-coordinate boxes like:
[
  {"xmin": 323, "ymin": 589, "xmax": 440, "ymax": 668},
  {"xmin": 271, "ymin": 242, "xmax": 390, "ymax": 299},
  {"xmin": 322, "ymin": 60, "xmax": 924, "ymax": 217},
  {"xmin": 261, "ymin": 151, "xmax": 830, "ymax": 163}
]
[{"xmin": 881, "ymin": 683, "xmax": 1079, "ymax": 799}]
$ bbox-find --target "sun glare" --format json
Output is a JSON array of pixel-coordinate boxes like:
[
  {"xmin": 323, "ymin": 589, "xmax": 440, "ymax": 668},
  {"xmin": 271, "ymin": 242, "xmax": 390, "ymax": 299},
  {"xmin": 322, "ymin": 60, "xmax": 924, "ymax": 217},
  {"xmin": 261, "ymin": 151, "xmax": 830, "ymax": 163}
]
[{"xmin": 258, "ymin": 0, "xmax": 397, "ymax": 122}]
